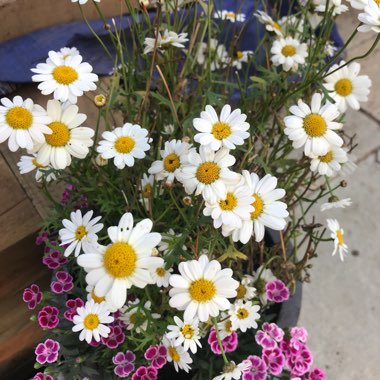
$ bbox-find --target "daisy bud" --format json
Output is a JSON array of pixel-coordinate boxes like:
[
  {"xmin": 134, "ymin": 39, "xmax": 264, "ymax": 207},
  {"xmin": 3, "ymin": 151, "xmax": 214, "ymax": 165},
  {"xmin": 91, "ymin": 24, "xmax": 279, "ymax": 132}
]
[
  {"xmin": 151, "ymin": 248, "xmax": 159, "ymax": 256},
  {"xmin": 182, "ymin": 136, "xmax": 191, "ymax": 143},
  {"xmin": 182, "ymin": 196, "xmax": 192, "ymax": 206},
  {"xmin": 95, "ymin": 154, "xmax": 108, "ymax": 167},
  {"xmin": 340, "ymin": 180, "xmax": 348, "ymax": 187},
  {"xmin": 104, "ymin": 23, "xmax": 111, "ymax": 31},
  {"xmin": 163, "ymin": 181, "xmax": 174, "ymax": 189},
  {"xmin": 94, "ymin": 94, "xmax": 106, "ymax": 107}
]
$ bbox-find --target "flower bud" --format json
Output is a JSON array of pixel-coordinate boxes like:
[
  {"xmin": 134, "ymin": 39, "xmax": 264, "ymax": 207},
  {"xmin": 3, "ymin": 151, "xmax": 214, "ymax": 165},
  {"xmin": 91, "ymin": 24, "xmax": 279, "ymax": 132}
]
[
  {"xmin": 182, "ymin": 136, "xmax": 191, "ymax": 143},
  {"xmin": 340, "ymin": 180, "xmax": 347, "ymax": 187},
  {"xmin": 182, "ymin": 196, "xmax": 192, "ymax": 206},
  {"xmin": 94, "ymin": 94, "xmax": 107, "ymax": 107},
  {"xmin": 95, "ymin": 154, "xmax": 108, "ymax": 167}
]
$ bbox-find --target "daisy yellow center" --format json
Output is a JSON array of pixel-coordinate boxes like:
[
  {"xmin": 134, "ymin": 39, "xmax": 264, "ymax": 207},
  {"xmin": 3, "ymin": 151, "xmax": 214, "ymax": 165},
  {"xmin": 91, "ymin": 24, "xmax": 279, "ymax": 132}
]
[
  {"xmin": 181, "ymin": 324, "xmax": 194, "ymax": 339},
  {"xmin": 219, "ymin": 192, "xmax": 238, "ymax": 211},
  {"xmin": 32, "ymin": 159, "xmax": 47, "ymax": 169},
  {"xmin": 163, "ymin": 153, "xmax": 181, "ymax": 172},
  {"xmin": 236, "ymin": 284, "xmax": 247, "ymax": 299},
  {"xmin": 212, "ymin": 121, "xmax": 232, "ymax": 140},
  {"xmin": 115, "ymin": 136, "xmax": 135, "ymax": 154},
  {"xmin": 281, "ymin": 45, "xmax": 296, "ymax": 57},
  {"xmin": 189, "ymin": 278, "xmax": 216, "ymax": 303},
  {"xmin": 337, "ymin": 229, "xmax": 344, "ymax": 246},
  {"xmin": 45, "ymin": 122, "xmax": 70, "ymax": 147},
  {"xmin": 225, "ymin": 320, "xmax": 232, "ymax": 333},
  {"xmin": 156, "ymin": 267, "xmax": 166, "ymax": 277},
  {"xmin": 273, "ymin": 22, "xmax": 281, "ymax": 30},
  {"xmin": 196, "ymin": 162, "xmax": 220, "ymax": 184},
  {"xmin": 129, "ymin": 313, "xmax": 138, "ymax": 325},
  {"xmin": 319, "ymin": 151, "xmax": 334, "ymax": 163},
  {"xmin": 103, "ymin": 242, "xmax": 137, "ymax": 278},
  {"xmin": 6, "ymin": 107, "xmax": 33, "ymax": 130},
  {"xmin": 334, "ymin": 78, "xmax": 353, "ymax": 97},
  {"xmin": 75, "ymin": 225, "xmax": 87, "ymax": 241},
  {"xmin": 236, "ymin": 51, "xmax": 244, "ymax": 59},
  {"xmin": 226, "ymin": 11, "xmax": 236, "ymax": 18},
  {"xmin": 83, "ymin": 313, "xmax": 100, "ymax": 330},
  {"xmin": 143, "ymin": 184, "xmax": 153, "ymax": 198},
  {"xmin": 375, "ymin": 0, "xmax": 380, "ymax": 5},
  {"xmin": 52, "ymin": 65, "xmax": 78, "ymax": 85},
  {"xmin": 250, "ymin": 193, "xmax": 264, "ymax": 220},
  {"xmin": 168, "ymin": 346, "xmax": 180, "ymax": 362},
  {"xmin": 91, "ymin": 289, "xmax": 105, "ymax": 304},
  {"xmin": 303, "ymin": 114, "xmax": 327, "ymax": 137},
  {"xmin": 236, "ymin": 307, "xmax": 249, "ymax": 320}
]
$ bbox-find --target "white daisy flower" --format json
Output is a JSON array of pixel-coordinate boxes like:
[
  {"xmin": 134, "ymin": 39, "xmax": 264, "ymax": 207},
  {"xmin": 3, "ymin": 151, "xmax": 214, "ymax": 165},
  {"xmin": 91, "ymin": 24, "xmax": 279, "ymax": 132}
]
[
  {"xmin": 148, "ymin": 139, "xmax": 194, "ymax": 184},
  {"xmin": 17, "ymin": 154, "xmax": 56, "ymax": 183},
  {"xmin": 348, "ymin": 0, "xmax": 368, "ymax": 10},
  {"xmin": 254, "ymin": 10, "xmax": 283, "ymax": 36},
  {"xmin": 193, "ymin": 104, "xmax": 250, "ymax": 151},
  {"xmin": 323, "ymin": 61, "xmax": 372, "ymax": 112},
  {"xmin": 163, "ymin": 336, "xmax": 193, "ymax": 373},
  {"xmin": 0, "ymin": 96, "xmax": 52, "ymax": 152},
  {"xmin": 358, "ymin": 0, "xmax": 380, "ymax": 33},
  {"xmin": 150, "ymin": 263, "xmax": 173, "ymax": 287},
  {"xmin": 309, "ymin": 146, "xmax": 348, "ymax": 176},
  {"xmin": 314, "ymin": 0, "xmax": 348, "ymax": 15},
  {"xmin": 72, "ymin": 0, "xmax": 101, "ymax": 4},
  {"xmin": 86, "ymin": 284, "xmax": 106, "ymax": 304},
  {"xmin": 31, "ymin": 99, "xmax": 94, "ymax": 170},
  {"xmin": 213, "ymin": 10, "xmax": 246, "ymax": 22},
  {"xmin": 228, "ymin": 300, "xmax": 260, "ymax": 332},
  {"xmin": 58, "ymin": 47, "xmax": 80, "ymax": 59},
  {"xmin": 158, "ymin": 229, "xmax": 187, "ymax": 254},
  {"xmin": 325, "ymin": 41, "xmax": 337, "ymax": 57},
  {"xmin": 203, "ymin": 178, "xmax": 254, "ymax": 229},
  {"xmin": 77, "ymin": 212, "xmax": 163, "ymax": 309},
  {"xmin": 231, "ymin": 50, "xmax": 253, "ymax": 70},
  {"xmin": 321, "ymin": 197, "xmax": 352, "ymax": 212},
  {"xmin": 139, "ymin": 173, "xmax": 154, "ymax": 209},
  {"xmin": 217, "ymin": 314, "xmax": 235, "ymax": 340},
  {"xmin": 97, "ymin": 123, "xmax": 151, "ymax": 169},
  {"xmin": 169, "ymin": 255, "xmax": 239, "ymax": 322},
  {"xmin": 163, "ymin": 123, "xmax": 175, "ymax": 135},
  {"xmin": 144, "ymin": 30, "xmax": 189, "ymax": 54},
  {"xmin": 278, "ymin": 15, "xmax": 305, "ymax": 37},
  {"xmin": 72, "ymin": 300, "xmax": 114, "ymax": 344},
  {"xmin": 59, "ymin": 209, "xmax": 103, "ymax": 257},
  {"xmin": 31, "ymin": 51, "xmax": 98, "ymax": 104},
  {"xmin": 213, "ymin": 361, "xmax": 250, "ymax": 380},
  {"xmin": 284, "ymin": 92, "xmax": 344, "ymax": 157},
  {"xmin": 252, "ymin": 265, "xmax": 276, "ymax": 305},
  {"xmin": 166, "ymin": 316, "xmax": 202, "ymax": 354},
  {"xmin": 271, "ymin": 37, "xmax": 308, "ymax": 72},
  {"xmin": 120, "ymin": 299, "xmax": 160, "ymax": 333},
  {"xmin": 196, "ymin": 38, "xmax": 229, "ymax": 71},
  {"xmin": 327, "ymin": 218, "xmax": 349, "ymax": 261},
  {"xmin": 177, "ymin": 146, "xmax": 239, "ymax": 204},
  {"xmin": 223, "ymin": 171, "xmax": 288, "ymax": 244},
  {"xmin": 235, "ymin": 275, "xmax": 256, "ymax": 301}
]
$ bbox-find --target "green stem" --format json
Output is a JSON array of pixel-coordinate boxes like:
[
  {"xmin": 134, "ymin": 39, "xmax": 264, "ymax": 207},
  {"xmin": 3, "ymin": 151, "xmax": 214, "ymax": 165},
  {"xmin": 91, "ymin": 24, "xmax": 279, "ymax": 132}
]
[{"xmin": 212, "ymin": 318, "xmax": 228, "ymax": 365}]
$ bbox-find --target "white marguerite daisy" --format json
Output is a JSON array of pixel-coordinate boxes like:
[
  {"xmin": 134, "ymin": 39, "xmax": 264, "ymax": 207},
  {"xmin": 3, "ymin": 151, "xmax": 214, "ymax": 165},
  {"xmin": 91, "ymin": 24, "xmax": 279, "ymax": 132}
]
[
  {"xmin": 58, "ymin": 47, "xmax": 80, "ymax": 59},
  {"xmin": 325, "ymin": 41, "xmax": 337, "ymax": 57},
  {"xmin": 213, "ymin": 361, "xmax": 250, "ymax": 380},
  {"xmin": 231, "ymin": 50, "xmax": 253, "ymax": 70},
  {"xmin": 177, "ymin": 146, "xmax": 240, "ymax": 204},
  {"xmin": 327, "ymin": 218, "xmax": 349, "ymax": 261},
  {"xmin": 158, "ymin": 229, "xmax": 187, "ymax": 254},
  {"xmin": 32, "ymin": 99, "xmax": 94, "ymax": 170},
  {"xmin": 314, "ymin": 0, "xmax": 348, "ymax": 15},
  {"xmin": 77, "ymin": 213, "xmax": 163, "ymax": 309},
  {"xmin": 150, "ymin": 263, "xmax": 173, "ymax": 287},
  {"xmin": 309, "ymin": 146, "xmax": 348, "ymax": 176},
  {"xmin": 284, "ymin": 92, "xmax": 344, "ymax": 157},
  {"xmin": 163, "ymin": 336, "xmax": 193, "ymax": 373},
  {"xmin": 193, "ymin": 104, "xmax": 250, "ymax": 151},
  {"xmin": 321, "ymin": 197, "xmax": 352, "ymax": 212},
  {"xmin": 72, "ymin": 300, "xmax": 114, "ymax": 344},
  {"xmin": 144, "ymin": 30, "xmax": 189, "ymax": 54},
  {"xmin": 148, "ymin": 139, "xmax": 194, "ymax": 184},
  {"xmin": 31, "ymin": 51, "xmax": 98, "ymax": 104},
  {"xmin": 59, "ymin": 209, "xmax": 103, "ymax": 257},
  {"xmin": 223, "ymin": 171, "xmax": 288, "ymax": 244},
  {"xmin": 169, "ymin": 254, "xmax": 239, "ymax": 322},
  {"xmin": 358, "ymin": 0, "xmax": 380, "ymax": 33},
  {"xmin": 228, "ymin": 300, "xmax": 260, "ymax": 332},
  {"xmin": 140, "ymin": 173, "xmax": 155, "ymax": 209},
  {"xmin": 97, "ymin": 123, "xmax": 151, "ymax": 169},
  {"xmin": 252, "ymin": 265, "xmax": 276, "ymax": 305},
  {"xmin": 254, "ymin": 10, "xmax": 283, "ymax": 36},
  {"xmin": 217, "ymin": 313, "xmax": 235, "ymax": 340},
  {"xmin": 0, "ymin": 96, "xmax": 51, "ymax": 152},
  {"xmin": 203, "ymin": 177, "xmax": 254, "ymax": 229},
  {"xmin": 349, "ymin": 0, "xmax": 368, "ymax": 10},
  {"xmin": 17, "ymin": 154, "xmax": 56, "ymax": 183},
  {"xmin": 235, "ymin": 275, "xmax": 256, "ymax": 301},
  {"xmin": 323, "ymin": 61, "xmax": 372, "ymax": 112},
  {"xmin": 166, "ymin": 316, "xmax": 202, "ymax": 354},
  {"xmin": 271, "ymin": 37, "xmax": 308, "ymax": 72},
  {"xmin": 196, "ymin": 38, "xmax": 228, "ymax": 71},
  {"xmin": 213, "ymin": 10, "xmax": 246, "ymax": 22}
]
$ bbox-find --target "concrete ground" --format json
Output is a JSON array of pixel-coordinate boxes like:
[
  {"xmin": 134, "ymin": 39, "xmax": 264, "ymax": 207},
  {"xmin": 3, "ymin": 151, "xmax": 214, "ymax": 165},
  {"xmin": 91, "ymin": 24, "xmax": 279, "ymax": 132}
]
[{"xmin": 298, "ymin": 9, "xmax": 380, "ymax": 379}]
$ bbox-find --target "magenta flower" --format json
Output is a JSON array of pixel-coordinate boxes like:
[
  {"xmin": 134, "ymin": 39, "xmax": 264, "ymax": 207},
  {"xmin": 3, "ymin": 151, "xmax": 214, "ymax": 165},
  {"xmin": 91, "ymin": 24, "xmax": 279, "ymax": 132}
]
[
  {"xmin": 23, "ymin": 284, "xmax": 42, "ymax": 310},
  {"xmin": 112, "ymin": 350, "xmax": 136, "ymax": 378},
  {"xmin": 266, "ymin": 279, "xmax": 290, "ymax": 303},
  {"xmin": 38, "ymin": 306, "xmax": 59, "ymax": 329},
  {"xmin": 144, "ymin": 345, "xmax": 167, "ymax": 369},
  {"xmin": 35, "ymin": 231, "xmax": 49, "ymax": 245},
  {"xmin": 309, "ymin": 368, "xmax": 325, "ymax": 380},
  {"xmin": 50, "ymin": 271, "xmax": 73, "ymax": 294},
  {"xmin": 242, "ymin": 355, "xmax": 267, "ymax": 380},
  {"xmin": 208, "ymin": 328, "xmax": 238, "ymax": 354},
  {"xmin": 42, "ymin": 250, "xmax": 68, "ymax": 270},
  {"xmin": 290, "ymin": 327, "xmax": 308, "ymax": 350},
  {"xmin": 131, "ymin": 366, "xmax": 158, "ymax": 380},
  {"xmin": 263, "ymin": 347, "xmax": 285, "ymax": 376},
  {"xmin": 286, "ymin": 344, "xmax": 313, "ymax": 377},
  {"xmin": 64, "ymin": 298, "xmax": 84, "ymax": 321},
  {"xmin": 101, "ymin": 324, "xmax": 125, "ymax": 349},
  {"xmin": 255, "ymin": 322, "xmax": 284, "ymax": 349},
  {"xmin": 35, "ymin": 339, "xmax": 60, "ymax": 364},
  {"xmin": 61, "ymin": 184, "xmax": 75, "ymax": 206},
  {"xmin": 34, "ymin": 373, "xmax": 54, "ymax": 380}
]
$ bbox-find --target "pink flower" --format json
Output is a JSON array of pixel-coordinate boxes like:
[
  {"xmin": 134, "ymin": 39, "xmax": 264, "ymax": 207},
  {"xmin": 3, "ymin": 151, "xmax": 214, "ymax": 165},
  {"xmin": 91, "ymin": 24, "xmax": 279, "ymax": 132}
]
[
  {"xmin": 266, "ymin": 279, "xmax": 290, "ymax": 303},
  {"xmin": 242, "ymin": 355, "xmax": 267, "ymax": 380},
  {"xmin": 61, "ymin": 184, "xmax": 75, "ymax": 206},
  {"xmin": 42, "ymin": 250, "xmax": 68, "ymax": 270},
  {"xmin": 50, "ymin": 271, "xmax": 73, "ymax": 294},
  {"xmin": 112, "ymin": 350, "xmax": 136, "ymax": 378},
  {"xmin": 34, "ymin": 373, "xmax": 54, "ymax": 380},
  {"xmin": 101, "ymin": 324, "xmax": 125, "ymax": 349},
  {"xmin": 144, "ymin": 345, "xmax": 167, "ymax": 369},
  {"xmin": 64, "ymin": 298, "xmax": 84, "ymax": 321},
  {"xmin": 38, "ymin": 306, "xmax": 59, "ymax": 329},
  {"xmin": 131, "ymin": 366, "xmax": 158, "ymax": 380},
  {"xmin": 208, "ymin": 328, "xmax": 238, "ymax": 354},
  {"xmin": 290, "ymin": 327, "xmax": 308, "ymax": 350},
  {"xmin": 35, "ymin": 339, "xmax": 60, "ymax": 364},
  {"xmin": 35, "ymin": 231, "xmax": 49, "ymax": 245},
  {"xmin": 263, "ymin": 347, "xmax": 285, "ymax": 376},
  {"xmin": 23, "ymin": 284, "xmax": 42, "ymax": 310},
  {"xmin": 286, "ymin": 344, "xmax": 313, "ymax": 377},
  {"xmin": 309, "ymin": 368, "xmax": 325, "ymax": 380},
  {"xmin": 255, "ymin": 322, "xmax": 284, "ymax": 349}
]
